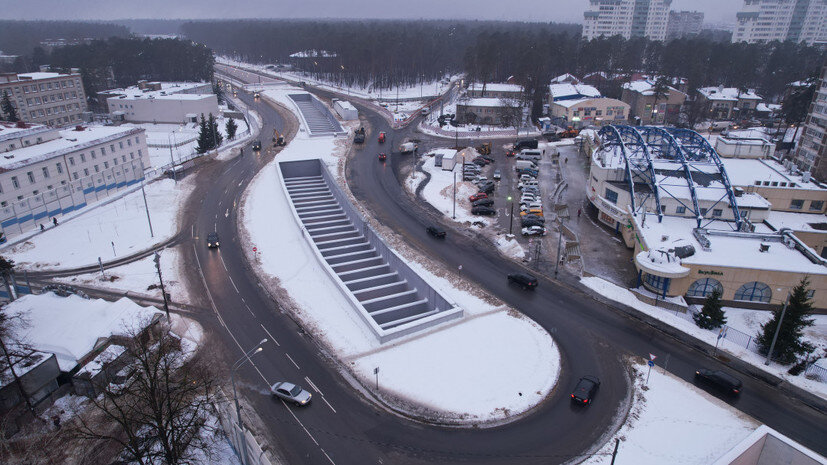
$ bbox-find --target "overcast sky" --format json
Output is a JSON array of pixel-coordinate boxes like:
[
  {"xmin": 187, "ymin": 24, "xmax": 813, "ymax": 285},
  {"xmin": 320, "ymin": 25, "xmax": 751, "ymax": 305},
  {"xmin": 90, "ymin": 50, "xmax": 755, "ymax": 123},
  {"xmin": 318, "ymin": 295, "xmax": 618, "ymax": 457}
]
[{"xmin": 2, "ymin": 0, "xmax": 742, "ymax": 25}]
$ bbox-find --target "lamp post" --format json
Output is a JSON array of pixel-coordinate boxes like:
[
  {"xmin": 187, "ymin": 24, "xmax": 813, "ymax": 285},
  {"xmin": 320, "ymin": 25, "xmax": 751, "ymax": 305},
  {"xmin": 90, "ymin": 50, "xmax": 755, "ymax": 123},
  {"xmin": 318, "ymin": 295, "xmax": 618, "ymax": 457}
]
[
  {"xmin": 452, "ymin": 171, "xmax": 457, "ymax": 219},
  {"xmin": 555, "ymin": 218, "xmax": 564, "ymax": 277},
  {"xmin": 231, "ymin": 339, "xmax": 267, "ymax": 465},
  {"xmin": 507, "ymin": 196, "xmax": 514, "ymax": 235},
  {"xmin": 765, "ymin": 291, "xmax": 790, "ymax": 365}
]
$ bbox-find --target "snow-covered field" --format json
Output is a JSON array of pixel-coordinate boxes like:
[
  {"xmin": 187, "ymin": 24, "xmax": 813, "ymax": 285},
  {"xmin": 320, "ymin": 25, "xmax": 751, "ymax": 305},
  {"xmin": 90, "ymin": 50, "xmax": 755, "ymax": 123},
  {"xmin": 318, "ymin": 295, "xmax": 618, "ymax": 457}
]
[
  {"xmin": 240, "ymin": 85, "xmax": 558, "ymax": 423},
  {"xmin": 3, "ymin": 176, "xmax": 195, "ymax": 270},
  {"xmin": 585, "ymin": 361, "xmax": 759, "ymax": 465},
  {"xmin": 580, "ymin": 276, "xmax": 827, "ymax": 398}
]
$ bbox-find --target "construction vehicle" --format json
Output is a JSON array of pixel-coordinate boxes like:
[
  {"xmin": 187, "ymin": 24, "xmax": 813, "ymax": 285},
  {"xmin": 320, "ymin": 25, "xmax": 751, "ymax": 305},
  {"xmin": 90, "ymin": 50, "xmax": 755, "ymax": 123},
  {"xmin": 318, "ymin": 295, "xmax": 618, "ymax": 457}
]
[
  {"xmin": 477, "ymin": 142, "xmax": 492, "ymax": 155},
  {"xmin": 559, "ymin": 126, "xmax": 578, "ymax": 138},
  {"xmin": 354, "ymin": 127, "xmax": 366, "ymax": 143},
  {"xmin": 273, "ymin": 129, "xmax": 286, "ymax": 146}
]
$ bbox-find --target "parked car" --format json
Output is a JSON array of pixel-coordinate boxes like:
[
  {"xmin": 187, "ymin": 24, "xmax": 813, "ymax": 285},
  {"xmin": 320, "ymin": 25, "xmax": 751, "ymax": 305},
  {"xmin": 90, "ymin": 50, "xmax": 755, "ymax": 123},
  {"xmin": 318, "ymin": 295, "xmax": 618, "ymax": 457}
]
[
  {"xmin": 571, "ymin": 375, "xmax": 600, "ymax": 405},
  {"xmin": 520, "ymin": 208, "xmax": 544, "ymax": 217},
  {"xmin": 507, "ymin": 273, "xmax": 538, "ymax": 289},
  {"xmin": 471, "ymin": 206, "xmax": 496, "ymax": 216},
  {"xmin": 694, "ymin": 369, "xmax": 743, "ymax": 395},
  {"xmin": 472, "ymin": 158, "xmax": 487, "ymax": 166},
  {"xmin": 521, "ymin": 226, "xmax": 547, "ymax": 236},
  {"xmin": 472, "ymin": 198, "xmax": 494, "ymax": 207},
  {"xmin": 514, "ymin": 138, "xmax": 539, "ymax": 151},
  {"xmin": 469, "ymin": 192, "xmax": 488, "ymax": 202},
  {"xmin": 478, "ymin": 182, "xmax": 496, "ymax": 194},
  {"xmin": 520, "ymin": 202, "xmax": 543, "ymax": 212},
  {"xmin": 493, "ymin": 169, "xmax": 502, "ymax": 180},
  {"xmin": 473, "ymin": 176, "xmax": 489, "ymax": 184},
  {"xmin": 516, "ymin": 168, "xmax": 539, "ymax": 178},
  {"xmin": 426, "ymin": 226, "xmax": 446, "ymax": 238},
  {"xmin": 207, "ymin": 232, "xmax": 220, "ymax": 248},
  {"xmin": 270, "ymin": 382, "xmax": 312, "ymax": 406}
]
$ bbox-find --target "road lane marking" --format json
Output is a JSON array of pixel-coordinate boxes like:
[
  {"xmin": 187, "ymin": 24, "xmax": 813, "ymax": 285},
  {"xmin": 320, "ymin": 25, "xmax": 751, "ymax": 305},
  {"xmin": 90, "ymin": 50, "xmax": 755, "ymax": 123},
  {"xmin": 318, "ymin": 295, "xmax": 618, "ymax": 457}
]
[
  {"xmin": 219, "ymin": 254, "xmax": 228, "ymax": 271},
  {"xmin": 228, "ymin": 275, "xmax": 240, "ymax": 293},
  {"xmin": 321, "ymin": 449, "xmax": 336, "ymax": 464},
  {"xmin": 225, "ymin": 209, "xmax": 229, "ymax": 218},
  {"xmin": 304, "ymin": 376, "xmax": 323, "ymax": 396},
  {"xmin": 260, "ymin": 324, "xmax": 280, "ymax": 346},
  {"xmin": 285, "ymin": 353, "xmax": 300, "ymax": 370},
  {"xmin": 282, "ymin": 400, "xmax": 319, "ymax": 446},
  {"xmin": 244, "ymin": 304, "xmax": 255, "ymax": 317},
  {"xmin": 321, "ymin": 396, "xmax": 337, "ymax": 414},
  {"xmin": 191, "ymin": 224, "xmax": 194, "ymax": 238}
]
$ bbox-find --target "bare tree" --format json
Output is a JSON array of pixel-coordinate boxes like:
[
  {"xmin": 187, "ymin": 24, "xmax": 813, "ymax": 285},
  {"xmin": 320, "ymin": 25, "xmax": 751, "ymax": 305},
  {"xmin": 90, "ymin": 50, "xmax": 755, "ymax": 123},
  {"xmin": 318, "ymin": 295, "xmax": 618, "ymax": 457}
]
[
  {"xmin": 75, "ymin": 323, "xmax": 217, "ymax": 465},
  {"xmin": 497, "ymin": 97, "xmax": 523, "ymax": 128},
  {"xmin": 0, "ymin": 302, "xmax": 37, "ymax": 415}
]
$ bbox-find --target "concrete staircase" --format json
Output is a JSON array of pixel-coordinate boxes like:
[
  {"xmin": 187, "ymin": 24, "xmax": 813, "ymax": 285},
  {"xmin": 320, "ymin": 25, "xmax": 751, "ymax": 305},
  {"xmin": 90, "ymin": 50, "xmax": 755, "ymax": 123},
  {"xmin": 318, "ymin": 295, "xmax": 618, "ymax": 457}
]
[
  {"xmin": 284, "ymin": 175, "xmax": 443, "ymax": 330},
  {"xmin": 287, "ymin": 94, "xmax": 343, "ymax": 136}
]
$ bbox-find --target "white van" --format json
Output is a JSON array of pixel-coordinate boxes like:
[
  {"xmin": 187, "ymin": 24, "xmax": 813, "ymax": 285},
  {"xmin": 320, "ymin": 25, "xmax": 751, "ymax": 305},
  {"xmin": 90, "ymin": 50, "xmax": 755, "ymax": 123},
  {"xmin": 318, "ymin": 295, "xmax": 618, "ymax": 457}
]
[
  {"xmin": 515, "ymin": 160, "xmax": 538, "ymax": 171},
  {"xmin": 519, "ymin": 180, "xmax": 539, "ymax": 190},
  {"xmin": 421, "ymin": 106, "xmax": 430, "ymax": 116},
  {"xmin": 519, "ymin": 149, "xmax": 543, "ymax": 161}
]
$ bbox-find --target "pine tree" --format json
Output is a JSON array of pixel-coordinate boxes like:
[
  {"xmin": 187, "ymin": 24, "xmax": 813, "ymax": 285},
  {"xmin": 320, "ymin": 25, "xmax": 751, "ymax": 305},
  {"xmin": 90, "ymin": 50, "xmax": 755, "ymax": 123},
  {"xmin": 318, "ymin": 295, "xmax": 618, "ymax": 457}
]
[
  {"xmin": 195, "ymin": 114, "xmax": 210, "ymax": 154},
  {"xmin": 756, "ymin": 277, "xmax": 816, "ymax": 364},
  {"xmin": 694, "ymin": 288, "xmax": 726, "ymax": 329},
  {"xmin": 1, "ymin": 90, "xmax": 19, "ymax": 122},
  {"xmin": 225, "ymin": 118, "xmax": 238, "ymax": 140},
  {"xmin": 207, "ymin": 113, "xmax": 223, "ymax": 149}
]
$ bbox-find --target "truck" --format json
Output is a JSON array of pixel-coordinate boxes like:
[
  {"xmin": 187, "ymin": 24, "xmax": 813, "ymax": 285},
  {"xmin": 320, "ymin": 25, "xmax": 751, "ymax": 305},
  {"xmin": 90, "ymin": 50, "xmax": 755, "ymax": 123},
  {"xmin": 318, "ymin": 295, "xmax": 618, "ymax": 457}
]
[
  {"xmin": 515, "ymin": 160, "xmax": 537, "ymax": 171},
  {"xmin": 399, "ymin": 142, "xmax": 418, "ymax": 154},
  {"xmin": 354, "ymin": 127, "xmax": 366, "ymax": 144},
  {"xmin": 477, "ymin": 142, "xmax": 492, "ymax": 155}
]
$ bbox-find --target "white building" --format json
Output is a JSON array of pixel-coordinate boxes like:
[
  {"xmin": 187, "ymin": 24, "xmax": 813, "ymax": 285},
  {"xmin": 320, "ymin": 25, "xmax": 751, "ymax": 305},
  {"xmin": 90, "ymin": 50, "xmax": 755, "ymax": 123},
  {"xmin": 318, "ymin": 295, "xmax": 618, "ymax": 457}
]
[
  {"xmin": 583, "ymin": 0, "xmax": 673, "ymax": 41},
  {"xmin": 0, "ymin": 71, "xmax": 88, "ymax": 128},
  {"xmin": 0, "ymin": 122, "xmax": 148, "ymax": 235},
  {"xmin": 101, "ymin": 81, "xmax": 216, "ymax": 124},
  {"xmin": 795, "ymin": 64, "xmax": 827, "ymax": 181},
  {"xmin": 332, "ymin": 99, "xmax": 358, "ymax": 120},
  {"xmin": 666, "ymin": 10, "xmax": 705, "ymax": 39},
  {"xmin": 733, "ymin": 0, "xmax": 827, "ymax": 46}
]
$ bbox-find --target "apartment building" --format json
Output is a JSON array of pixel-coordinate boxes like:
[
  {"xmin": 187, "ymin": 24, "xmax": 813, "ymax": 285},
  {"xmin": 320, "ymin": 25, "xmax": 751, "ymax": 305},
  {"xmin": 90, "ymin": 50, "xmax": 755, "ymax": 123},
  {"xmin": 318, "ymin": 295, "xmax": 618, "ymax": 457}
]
[
  {"xmin": 732, "ymin": 0, "xmax": 827, "ymax": 46},
  {"xmin": 793, "ymin": 64, "xmax": 827, "ymax": 180},
  {"xmin": 0, "ymin": 71, "xmax": 88, "ymax": 128},
  {"xmin": 666, "ymin": 10, "xmax": 705, "ymax": 39},
  {"xmin": 621, "ymin": 79, "xmax": 687, "ymax": 124},
  {"xmin": 697, "ymin": 87, "xmax": 764, "ymax": 120},
  {"xmin": 583, "ymin": 0, "xmax": 673, "ymax": 42},
  {"xmin": 0, "ymin": 122, "xmax": 148, "ymax": 235}
]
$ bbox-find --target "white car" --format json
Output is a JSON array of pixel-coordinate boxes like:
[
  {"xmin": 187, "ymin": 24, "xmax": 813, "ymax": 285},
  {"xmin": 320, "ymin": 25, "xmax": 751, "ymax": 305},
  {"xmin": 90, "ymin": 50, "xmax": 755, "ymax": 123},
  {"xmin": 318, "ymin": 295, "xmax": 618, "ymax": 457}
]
[
  {"xmin": 520, "ymin": 202, "xmax": 543, "ymax": 212},
  {"xmin": 270, "ymin": 382, "xmax": 312, "ymax": 406},
  {"xmin": 522, "ymin": 226, "xmax": 547, "ymax": 236},
  {"xmin": 520, "ymin": 197, "xmax": 537, "ymax": 205}
]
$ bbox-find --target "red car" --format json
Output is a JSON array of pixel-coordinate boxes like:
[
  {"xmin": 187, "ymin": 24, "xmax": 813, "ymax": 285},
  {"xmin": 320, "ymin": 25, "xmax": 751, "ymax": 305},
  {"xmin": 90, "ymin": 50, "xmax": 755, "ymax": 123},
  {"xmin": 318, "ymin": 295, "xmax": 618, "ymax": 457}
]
[
  {"xmin": 378, "ymin": 152, "xmax": 387, "ymax": 161},
  {"xmin": 506, "ymin": 150, "xmax": 516, "ymax": 157},
  {"xmin": 468, "ymin": 192, "xmax": 488, "ymax": 202},
  {"xmin": 378, "ymin": 132, "xmax": 386, "ymax": 143}
]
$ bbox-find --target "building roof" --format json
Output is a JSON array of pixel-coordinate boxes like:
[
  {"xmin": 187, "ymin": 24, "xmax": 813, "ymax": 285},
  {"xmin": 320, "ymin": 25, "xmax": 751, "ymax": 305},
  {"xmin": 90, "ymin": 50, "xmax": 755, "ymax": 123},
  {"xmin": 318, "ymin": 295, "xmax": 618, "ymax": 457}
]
[
  {"xmin": 698, "ymin": 87, "xmax": 762, "ymax": 101},
  {"xmin": 765, "ymin": 211, "xmax": 827, "ymax": 234},
  {"xmin": 636, "ymin": 215, "xmax": 827, "ymax": 275},
  {"xmin": 549, "ymin": 83, "xmax": 601, "ymax": 101},
  {"xmin": 459, "ymin": 97, "xmax": 512, "ymax": 108},
  {"xmin": 720, "ymin": 158, "xmax": 826, "ymax": 191},
  {"xmin": 110, "ymin": 93, "xmax": 213, "ymax": 102},
  {"xmin": 99, "ymin": 82, "xmax": 209, "ymax": 100},
  {"xmin": 4, "ymin": 293, "xmax": 162, "ymax": 371},
  {"xmin": 550, "ymin": 73, "xmax": 580, "ymax": 84},
  {"xmin": 0, "ymin": 125, "xmax": 143, "ymax": 171},
  {"xmin": 289, "ymin": 49, "xmax": 337, "ymax": 58},
  {"xmin": 0, "ymin": 122, "xmax": 51, "ymax": 143},
  {"xmin": 552, "ymin": 96, "xmax": 620, "ymax": 109},
  {"xmin": 467, "ymin": 82, "xmax": 523, "ymax": 93},
  {"xmin": 622, "ymin": 79, "xmax": 685, "ymax": 96},
  {"xmin": 17, "ymin": 72, "xmax": 67, "ymax": 80}
]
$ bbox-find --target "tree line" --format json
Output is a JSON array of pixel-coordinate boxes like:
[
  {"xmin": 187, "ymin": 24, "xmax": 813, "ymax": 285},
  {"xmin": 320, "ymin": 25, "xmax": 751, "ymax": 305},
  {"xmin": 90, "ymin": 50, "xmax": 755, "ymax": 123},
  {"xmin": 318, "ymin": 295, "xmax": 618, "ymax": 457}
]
[{"xmin": 0, "ymin": 20, "xmax": 129, "ymax": 56}]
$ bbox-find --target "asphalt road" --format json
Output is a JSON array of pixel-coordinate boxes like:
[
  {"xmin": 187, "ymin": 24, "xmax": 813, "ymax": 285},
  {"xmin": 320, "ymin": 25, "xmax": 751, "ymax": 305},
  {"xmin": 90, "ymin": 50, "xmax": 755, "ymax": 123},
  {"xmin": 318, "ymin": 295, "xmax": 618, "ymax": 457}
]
[{"xmin": 187, "ymin": 65, "xmax": 827, "ymax": 464}]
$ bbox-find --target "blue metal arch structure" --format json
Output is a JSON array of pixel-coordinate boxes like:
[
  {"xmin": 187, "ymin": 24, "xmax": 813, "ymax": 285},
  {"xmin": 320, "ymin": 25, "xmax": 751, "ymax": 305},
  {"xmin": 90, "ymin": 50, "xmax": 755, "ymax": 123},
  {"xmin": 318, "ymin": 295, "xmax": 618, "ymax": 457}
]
[
  {"xmin": 666, "ymin": 128, "xmax": 743, "ymax": 231},
  {"xmin": 614, "ymin": 125, "xmax": 662, "ymax": 222},
  {"xmin": 598, "ymin": 125, "xmax": 636, "ymax": 213},
  {"xmin": 636, "ymin": 126, "xmax": 703, "ymax": 228}
]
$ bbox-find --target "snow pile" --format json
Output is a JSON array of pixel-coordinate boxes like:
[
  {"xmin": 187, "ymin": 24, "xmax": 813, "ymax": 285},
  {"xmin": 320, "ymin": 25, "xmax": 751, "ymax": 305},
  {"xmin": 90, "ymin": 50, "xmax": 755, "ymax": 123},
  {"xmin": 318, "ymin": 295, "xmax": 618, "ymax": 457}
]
[
  {"xmin": 4, "ymin": 176, "xmax": 194, "ymax": 270},
  {"xmin": 408, "ymin": 154, "xmax": 494, "ymax": 226},
  {"xmin": 496, "ymin": 235, "xmax": 526, "ymax": 260},
  {"xmin": 240, "ymin": 85, "xmax": 559, "ymax": 423},
  {"xmin": 585, "ymin": 361, "xmax": 758, "ymax": 465},
  {"xmin": 5, "ymin": 293, "xmax": 162, "ymax": 371}
]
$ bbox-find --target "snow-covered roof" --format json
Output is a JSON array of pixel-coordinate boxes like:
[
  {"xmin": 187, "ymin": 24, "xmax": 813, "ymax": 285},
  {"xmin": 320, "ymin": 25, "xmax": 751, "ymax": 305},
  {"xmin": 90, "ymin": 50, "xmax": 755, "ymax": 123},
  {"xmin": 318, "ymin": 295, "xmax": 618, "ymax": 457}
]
[
  {"xmin": 622, "ymin": 79, "xmax": 685, "ymax": 96},
  {"xmin": 636, "ymin": 215, "xmax": 827, "ymax": 274},
  {"xmin": 549, "ymin": 83, "xmax": 601, "ymax": 101},
  {"xmin": 721, "ymin": 158, "xmax": 826, "ymax": 190},
  {"xmin": 5, "ymin": 293, "xmax": 162, "ymax": 371},
  {"xmin": 16, "ymin": 72, "xmax": 71, "ymax": 81},
  {"xmin": 100, "ymin": 82, "xmax": 209, "ymax": 100},
  {"xmin": 552, "ymin": 96, "xmax": 606, "ymax": 109},
  {"xmin": 467, "ymin": 82, "xmax": 523, "ymax": 93},
  {"xmin": 550, "ymin": 73, "xmax": 580, "ymax": 84},
  {"xmin": 0, "ymin": 125, "xmax": 143, "ymax": 171},
  {"xmin": 460, "ymin": 97, "xmax": 511, "ymax": 108},
  {"xmin": 765, "ymin": 211, "xmax": 827, "ymax": 233},
  {"xmin": 289, "ymin": 49, "xmax": 337, "ymax": 58},
  {"xmin": 0, "ymin": 121, "xmax": 51, "ymax": 142},
  {"xmin": 756, "ymin": 103, "xmax": 781, "ymax": 113},
  {"xmin": 698, "ymin": 87, "xmax": 762, "ymax": 101}
]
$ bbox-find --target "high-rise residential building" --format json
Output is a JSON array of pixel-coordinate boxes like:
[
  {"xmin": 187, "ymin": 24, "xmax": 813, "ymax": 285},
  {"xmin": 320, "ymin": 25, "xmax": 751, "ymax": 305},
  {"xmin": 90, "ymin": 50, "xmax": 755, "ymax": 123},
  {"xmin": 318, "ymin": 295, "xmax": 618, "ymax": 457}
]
[
  {"xmin": 0, "ymin": 70, "xmax": 88, "ymax": 128},
  {"xmin": 583, "ymin": 0, "xmax": 673, "ymax": 42},
  {"xmin": 733, "ymin": 0, "xmax": 827, "ymax": 46},
  {"xmin": 666, "ymin": 11, "xmax": 705, "ymax": 39},
  {"xmin": 794, "ymin": 65, "xmax": 827, "ymax": 181}
]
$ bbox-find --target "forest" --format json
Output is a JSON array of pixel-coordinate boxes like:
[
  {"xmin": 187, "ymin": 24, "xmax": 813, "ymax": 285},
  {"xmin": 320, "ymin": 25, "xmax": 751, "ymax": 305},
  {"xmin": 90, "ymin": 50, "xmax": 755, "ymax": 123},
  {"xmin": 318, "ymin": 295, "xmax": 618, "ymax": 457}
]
[{"xmin": 0, "ymin": 20, "xmax": 129, "ymax": 55}]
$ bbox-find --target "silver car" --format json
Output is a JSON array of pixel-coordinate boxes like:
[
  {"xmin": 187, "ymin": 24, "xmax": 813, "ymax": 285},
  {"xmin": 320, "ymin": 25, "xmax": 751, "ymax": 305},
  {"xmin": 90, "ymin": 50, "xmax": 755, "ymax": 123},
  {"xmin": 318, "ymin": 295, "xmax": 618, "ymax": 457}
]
[{"xmin": 270, "ymin": 382, "xmax": 312, "ymax": 406}]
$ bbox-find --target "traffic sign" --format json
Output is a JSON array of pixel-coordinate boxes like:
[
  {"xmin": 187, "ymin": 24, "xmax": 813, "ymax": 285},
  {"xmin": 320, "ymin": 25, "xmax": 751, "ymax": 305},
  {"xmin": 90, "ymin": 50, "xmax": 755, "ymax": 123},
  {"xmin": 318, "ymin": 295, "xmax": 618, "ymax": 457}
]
[
  {"xmin": 647, "ymin": 360, "xmax": 655, "ymax": 367},
  {"xmin": 253, "ymin": 247, "xmax": 257, "ymax": 252}
]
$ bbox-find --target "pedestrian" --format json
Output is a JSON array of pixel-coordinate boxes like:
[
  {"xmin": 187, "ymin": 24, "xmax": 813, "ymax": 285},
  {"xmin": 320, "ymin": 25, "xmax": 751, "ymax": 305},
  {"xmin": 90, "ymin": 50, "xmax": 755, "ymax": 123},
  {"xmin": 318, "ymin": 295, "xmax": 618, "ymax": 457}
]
[
  {"xmin": 577, "ymin": 208, "xmax": 582, "ymax": 218},
  {"xmin": 564, "ymin": 157, "xmax": 568, "ymax": 164},
  {"xmin": 458, "ymin": 264, "xmax": 463, "ymax": 274},
  {"xmin": 40, "ymin": 224, "xmax": 45, "ymax": 232},
  {"xmin": 52, "ymin": 217, "xmax": 58, "ymax": 227}
]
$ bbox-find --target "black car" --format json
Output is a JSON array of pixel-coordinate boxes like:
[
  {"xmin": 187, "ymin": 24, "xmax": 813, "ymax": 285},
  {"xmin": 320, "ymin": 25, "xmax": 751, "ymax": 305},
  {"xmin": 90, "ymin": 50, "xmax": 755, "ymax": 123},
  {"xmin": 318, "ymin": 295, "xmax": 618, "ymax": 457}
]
[
  {"xmin": 507, "ymin": 273, "xmax": 538, "ymax": 289},
  {"xmin": 478, "ymin": 182, "xmax": 496, "ymax": 194},
  {"xmin": 207, "ymin": 232, "xmax": 220, "ymax": 248},
  {"xmin": 472, "ymin": 198, "xmax": 494, "ymax": 207},
  {"xmin": 521, "ymin": 214, "xmax": 545, "ymax": 224},
  {"xmin": 571, "ymin": 375, "xmax": 600, "ymax": 404},
  {"xmin": 517, "ymin": 168, "xmax": 540, "ymax": 178},
  {"xmin": 514, "ymin": 138, "xmax": 539, "ymax": 151},
  {"xmin": 472, "ymin": 158, "xmax": 487, "ymax": 166},
  {"xmin": 694, "ymin": 369, "xmax": 743, "ymax": 395},
  {"xmin": 426, "ymin": 226, "xmax": 446, "ymax": 238},
  {"xmin": 471, "ymin": 206, "xmax": 496, "ymax": 216}
]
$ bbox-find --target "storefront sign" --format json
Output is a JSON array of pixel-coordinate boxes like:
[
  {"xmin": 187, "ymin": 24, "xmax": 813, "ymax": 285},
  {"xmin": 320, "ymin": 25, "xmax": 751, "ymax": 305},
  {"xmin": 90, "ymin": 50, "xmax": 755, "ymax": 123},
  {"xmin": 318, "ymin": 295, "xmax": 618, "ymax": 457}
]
[{"xmin": 698, "ymin": 270, "xmax": 723, "ymax": 276}]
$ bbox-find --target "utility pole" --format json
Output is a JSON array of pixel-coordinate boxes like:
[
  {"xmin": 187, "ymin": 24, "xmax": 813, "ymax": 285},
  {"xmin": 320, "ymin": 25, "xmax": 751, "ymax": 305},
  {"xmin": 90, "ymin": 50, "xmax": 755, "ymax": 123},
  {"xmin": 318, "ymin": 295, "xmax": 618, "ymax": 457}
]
[
  {"xmin": 153, "ymin": 251, "xmax": 171, "ymax": 320},
  {"xmin": 555, "ymin": 219, "xmax": 564, "ymax": 277},
  {"xmin": 508, "ymin": 196, "xmax": 514, "ymax": 235},
  {"xmin": 168, "ymin": 133, "xmax": 176, "ymax": 183},
  {"xmin": 765, "ymin": 293, "xmax": 790, "ymax": 365},
  {"xmin": 452, "ymin": 171, "xmax": 457, "ymax": 219},
  {"xmin": 140, "ymin": 180, "xmax": 154, "ymax": 238},
  {"xmin": 610, "ymin": 438, "xmax": 620, "ymax": 465}
]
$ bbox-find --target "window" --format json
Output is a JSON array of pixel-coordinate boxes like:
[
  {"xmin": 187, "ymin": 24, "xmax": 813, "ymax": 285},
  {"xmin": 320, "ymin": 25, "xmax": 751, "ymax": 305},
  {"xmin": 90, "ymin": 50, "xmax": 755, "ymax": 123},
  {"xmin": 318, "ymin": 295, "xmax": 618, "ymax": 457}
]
[
  {"xmin": 69, "ymin": 156, "xmax": 75, "ymax": 166},
  {"xmin": 91, "ymin": 151, "xmax": 96, "ymax": 159},
  {"xmin": 734, "ymin": 282, "xmax": 771, "ymax": 303},
  {"xmin": 94, "ymin": 165, "xmax": 99, "ymax": 173},
  {"xmin": 700, "ymin": 208, "xmax": 708, "ymax": 216},
  {"xmin": 80, "ymin": 153, "xmax": 86, "ymax": 162},
  {"xmin": 110, "ymin": 144, "xmax": 115, "ymax": 152},
  {"xmin": 113, "ymin": 158, "xmax": 118, "ymax": 166},
  {"xmin": 605, "ymin": 188, "xmax": 618, "ymax": 204},
  {"xmin": 712, "ymin": 209, "xmax": 722, "ymax": 217},
  {"xmin": 137, "ymin": 150, "xmax": 142, "ymax": 157},
  {"xmin": 806, "ymin": 290, "xmax": 815, "ymax": 300},
  {"xmin": 643, "ymin": 273, "xmax": 669, "ymax": 293},
  {"xmin": 100, "ymin": 147, "xmax": 106, "ymax": 156},
  {"xmin": 83, "ymin": 168, "xmax": 89, "ymax": 176},
  {"xmin": 119, "ymin": 141, "xmax": 124, "ymax": 149},
  {"xmin": 73, "ymin": 172, "xmax": 79, "ymax": 180},
  {"xmin": 810, "ymin": 200, "xmax": 824, "ymax": 211},
  {"xmin": 56, "ymin": 163, "xmax": 63, "ymax": 174},
  {"xmin": 11, "ymin": 176, "xmax": 19, "ymax": 189},
  {"xmin": 130, "ymin": 153, "xmax": 135, "ymax": 159},
  {"xmin": 26, "ymin": 171, "xmax": 34, "ymax": 183},
  {"xmin": 687, "ymin": 278, "xmax": 723, "ymax": 298},
  {"xmin": 790, "ymin": 199, "xmax": 804, "ymax": 210},
  {"xmin": 121, "ymin": 155, "xmax": 126, "ymax": 162},
  {"xmin": 42, "ymin": 167, "xmax": 50, "ymax": 178},
  {"xmin": 104, "ymin": 161, "xmax": 109, "ymax": 169},
  {"xmin": 127, "ymin": 138, "xmax": 132, "ymax": 147}
]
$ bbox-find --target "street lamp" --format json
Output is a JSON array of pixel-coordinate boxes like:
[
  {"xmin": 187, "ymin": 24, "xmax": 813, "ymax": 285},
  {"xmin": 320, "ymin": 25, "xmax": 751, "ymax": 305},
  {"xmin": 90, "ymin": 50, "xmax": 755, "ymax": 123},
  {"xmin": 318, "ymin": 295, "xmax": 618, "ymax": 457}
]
[
  {"xmin": 765, "ymin": 290, "xmax": 791, "ymax": 366},
  {"xmin": 507, "ymin": 196, "xmax": 514, "ymax": 235},
  {"xmin": 231, "ymin": 338, "xmax": 267, "ymax": 465}
]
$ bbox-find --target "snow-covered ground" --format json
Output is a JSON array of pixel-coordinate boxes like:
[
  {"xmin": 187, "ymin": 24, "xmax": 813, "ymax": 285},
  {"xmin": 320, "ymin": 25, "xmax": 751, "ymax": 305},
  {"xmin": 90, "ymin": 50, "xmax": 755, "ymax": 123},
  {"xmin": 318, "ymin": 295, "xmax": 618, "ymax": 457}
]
[
  {"xmin": 585, "ymin": 361, "xmax": 759, "ymax": 465},
  {"xmin": 240, "ymin": 84, "xmax": 558, "ymax": 424},
  {"xmin": 2, "ymin": 176, "xmax": 194, "ymax": 270},
  {"xmin": 580, "ymin": 277, "xmax": 827, "ymax": 398}
]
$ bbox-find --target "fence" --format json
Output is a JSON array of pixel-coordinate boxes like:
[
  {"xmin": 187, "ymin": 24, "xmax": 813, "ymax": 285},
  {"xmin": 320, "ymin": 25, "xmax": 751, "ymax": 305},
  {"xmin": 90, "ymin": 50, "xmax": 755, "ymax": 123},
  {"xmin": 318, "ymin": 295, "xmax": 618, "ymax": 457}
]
[
  {"xmin": 214, "ymin": 388, "xmax": 276, "ymax": 465},
  {"xmin": 804, "ymin": 363, "xmax": 827, "ymax": 382}
]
